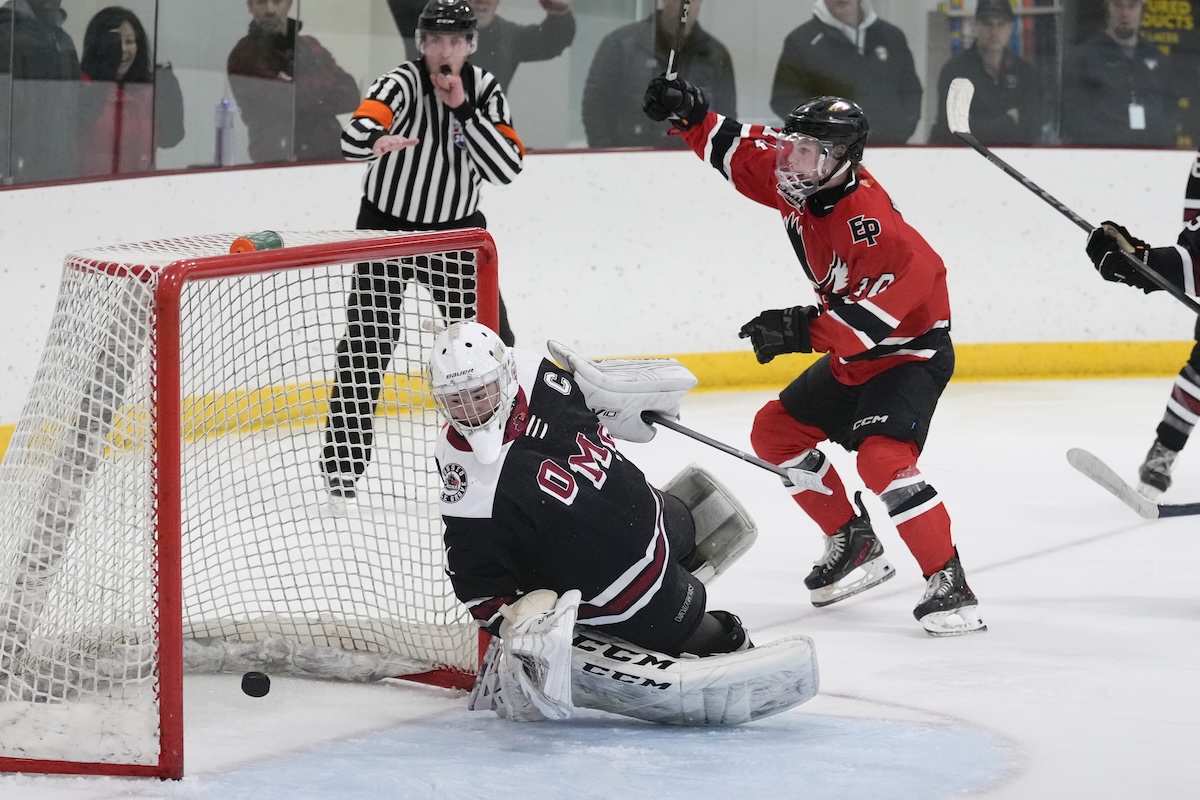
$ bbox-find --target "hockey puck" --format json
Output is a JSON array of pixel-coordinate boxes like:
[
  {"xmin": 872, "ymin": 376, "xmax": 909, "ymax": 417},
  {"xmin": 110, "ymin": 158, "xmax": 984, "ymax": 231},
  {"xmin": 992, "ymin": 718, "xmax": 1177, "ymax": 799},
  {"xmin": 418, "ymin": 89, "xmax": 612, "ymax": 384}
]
[{"xmin": 241, "ymin": 671, "xmax": 270, "ymax": 698}]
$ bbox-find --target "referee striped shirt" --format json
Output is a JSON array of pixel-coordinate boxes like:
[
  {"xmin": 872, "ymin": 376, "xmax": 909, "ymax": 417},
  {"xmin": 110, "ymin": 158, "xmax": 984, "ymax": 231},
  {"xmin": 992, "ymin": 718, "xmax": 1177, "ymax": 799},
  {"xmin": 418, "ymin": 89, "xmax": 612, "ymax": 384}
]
[{"xmin": 342, "ymin": 60, "xmax": 524, "ymax": 226}]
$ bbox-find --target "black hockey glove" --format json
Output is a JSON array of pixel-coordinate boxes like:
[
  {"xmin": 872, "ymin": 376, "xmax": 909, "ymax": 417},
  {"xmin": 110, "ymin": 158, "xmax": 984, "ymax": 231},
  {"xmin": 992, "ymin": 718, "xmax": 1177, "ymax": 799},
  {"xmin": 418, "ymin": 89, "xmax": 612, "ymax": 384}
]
[
  {"xmin": 738, "ymin": 306, "xmax": 817, "ymax": 364},
  {"xmin": 642, "ymin": 75, "xmax": 709, "ymax": 131},
  {"xmin": 1085, "ymin": 221, "xmax": 1159, "ymax": 293}
]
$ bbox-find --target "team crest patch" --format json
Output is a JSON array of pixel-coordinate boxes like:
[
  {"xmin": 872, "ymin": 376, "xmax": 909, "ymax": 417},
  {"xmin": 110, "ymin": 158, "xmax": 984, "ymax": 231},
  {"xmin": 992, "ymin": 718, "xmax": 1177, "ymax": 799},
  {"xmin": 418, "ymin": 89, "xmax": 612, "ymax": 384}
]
[
  {"xmin": 452, "ymin": 122, "xmax": 467, "ymax": 150},
  {"xmin": 441, "ymin": 463, "xmax": 468, "ymax": 503}
]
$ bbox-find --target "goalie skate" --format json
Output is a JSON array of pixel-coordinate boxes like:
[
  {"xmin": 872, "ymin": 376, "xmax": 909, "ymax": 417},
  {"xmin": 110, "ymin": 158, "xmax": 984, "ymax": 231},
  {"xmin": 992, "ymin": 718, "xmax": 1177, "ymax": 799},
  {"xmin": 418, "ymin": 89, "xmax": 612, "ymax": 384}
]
[{"xmin": 805, "ymin": 492, "xmax": 895, "ymax": 607}]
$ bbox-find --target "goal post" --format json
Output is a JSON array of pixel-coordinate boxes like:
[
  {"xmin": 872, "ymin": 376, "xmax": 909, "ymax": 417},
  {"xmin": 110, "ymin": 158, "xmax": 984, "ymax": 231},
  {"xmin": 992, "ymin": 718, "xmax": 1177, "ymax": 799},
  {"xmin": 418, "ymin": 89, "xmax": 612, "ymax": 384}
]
[{"xmin": 0, "ymin": 229, "xmax": 498, "ymax": 778}]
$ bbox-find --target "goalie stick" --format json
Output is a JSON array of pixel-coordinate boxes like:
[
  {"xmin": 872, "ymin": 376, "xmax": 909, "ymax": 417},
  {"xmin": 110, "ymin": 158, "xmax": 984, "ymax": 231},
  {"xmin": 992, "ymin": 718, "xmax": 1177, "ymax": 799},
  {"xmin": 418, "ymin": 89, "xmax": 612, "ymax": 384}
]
[
  {"xmin": 641, "ymin": 410, "xmax": 830, "ymax": 494},
  {"xmin": 1066, "ymin": 447, "xmax": 1200, "ymax": 519},
  {"xmin": 946, "ymin": 78, "xmax": 1200, "ymax": 316}
]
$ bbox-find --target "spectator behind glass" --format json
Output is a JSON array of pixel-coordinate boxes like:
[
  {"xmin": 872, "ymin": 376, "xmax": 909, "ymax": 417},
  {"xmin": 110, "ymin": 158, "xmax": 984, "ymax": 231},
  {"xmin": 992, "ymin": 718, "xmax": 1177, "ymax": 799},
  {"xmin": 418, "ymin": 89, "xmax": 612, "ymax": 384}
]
[
  {"xmin": 582, "ymin": 0, "xmax": 735, "ymax": 149},
  {"xmin": 0, "ymin": 0, "xmax": 80, "ymax": 182},
  {"xmin": 78, "ymin": 6, "xmax": 184, "ymax": 177},
  {"xmin": 227, "ymin": 0, "xmax": 360, "ymax": 163},
  {"xmin": 929, "ymin": 0, "xmax": 1043, "ymax": 145},
  {"xmin": 1061, "ymin": 0, "xmax": 1177, "ymax": 147},
  {"xmin": 470, "ymin": 0, "xmax": 574, "ymax": 90},
  {"xmin": 770, "ymin": 0, "xmax": 921, "ymax": 144}
]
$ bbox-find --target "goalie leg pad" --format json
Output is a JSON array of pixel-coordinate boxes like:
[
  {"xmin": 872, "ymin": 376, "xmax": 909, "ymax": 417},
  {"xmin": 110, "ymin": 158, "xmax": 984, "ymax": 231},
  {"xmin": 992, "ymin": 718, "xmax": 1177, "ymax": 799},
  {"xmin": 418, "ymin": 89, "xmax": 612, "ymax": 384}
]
[
  {"xmin": 662, "ymin": 464, "xmax": 758, "ymax": 585},
  {"xmin": 569, "ymin": 629, "xmax": 819, "ymax": 726}
]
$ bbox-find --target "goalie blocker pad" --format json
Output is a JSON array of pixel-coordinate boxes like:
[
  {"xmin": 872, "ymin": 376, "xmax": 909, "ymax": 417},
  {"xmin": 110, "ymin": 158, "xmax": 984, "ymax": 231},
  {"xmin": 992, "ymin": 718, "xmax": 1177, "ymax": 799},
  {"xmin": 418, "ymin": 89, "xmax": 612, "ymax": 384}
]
[
  {"xmin": 546, "ymin": 340, "xmax": 697, "ymax": 443},
  {"xmin": 572, "ymin": 628, "xmax": 819, "ymax": 726},
  {"xmin": 663, "ymin": 464, "xmax": 758, "ymax": 585}
]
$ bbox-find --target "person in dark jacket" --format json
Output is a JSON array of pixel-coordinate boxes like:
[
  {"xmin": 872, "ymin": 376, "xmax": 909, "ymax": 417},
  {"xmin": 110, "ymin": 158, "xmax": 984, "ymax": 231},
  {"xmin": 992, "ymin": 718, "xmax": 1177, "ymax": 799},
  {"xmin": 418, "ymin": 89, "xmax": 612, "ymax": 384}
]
[
  {"xmin": 770, "ymin": 0, "xmax": 921, "ymax": 145},
  {"xmin": 78, "ymin": 6, "xmax": 184, "ymax": 176},
  {"xmin": 1061, "ymin": 0, "xmax": 1177, "ymax": 147},
  {"xmin": 0, "ymin": 0, "xmax": 80, "ymax": 182},
  {"xmin": 582, "ymin": 0, "xmax": 735, "ymax": 149},
  {"xmin": 227, "ymin": 0, "xmax": 360, "ymax": 163},
  {"xmin": 469, "ymin": 0, "xmax": 574, "ymax": 90},
  {"xmin": 929, "ymin": 0, "xmax": 1043, "ymax": 145}
]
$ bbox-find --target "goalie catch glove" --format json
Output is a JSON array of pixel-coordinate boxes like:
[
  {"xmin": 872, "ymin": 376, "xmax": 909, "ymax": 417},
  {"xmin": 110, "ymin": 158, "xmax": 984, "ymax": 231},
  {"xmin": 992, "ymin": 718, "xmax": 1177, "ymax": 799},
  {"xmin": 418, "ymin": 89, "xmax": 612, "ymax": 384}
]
[
  {"xmin": 738, "ymin": 306, "xmax": 818, "ymax": 364},
  {"xmin": 546, "ymin": 341, "xmax": 697, "ymax": 443},
  {"xmin": 642, "ymin": 75, "xmax": 709, "ymax": 131},
  {"xmin": 1085, "ymin": 221, "xmax": 1158, "ymax": 293}
]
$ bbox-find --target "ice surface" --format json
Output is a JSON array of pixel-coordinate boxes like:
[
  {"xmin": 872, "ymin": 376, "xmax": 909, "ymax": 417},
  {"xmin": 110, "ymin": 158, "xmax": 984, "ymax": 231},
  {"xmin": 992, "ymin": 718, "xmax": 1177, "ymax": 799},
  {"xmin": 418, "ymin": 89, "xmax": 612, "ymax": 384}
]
[{"xmin": 5, "ymin": 379, "xmax": 1200, "ymax": 799}]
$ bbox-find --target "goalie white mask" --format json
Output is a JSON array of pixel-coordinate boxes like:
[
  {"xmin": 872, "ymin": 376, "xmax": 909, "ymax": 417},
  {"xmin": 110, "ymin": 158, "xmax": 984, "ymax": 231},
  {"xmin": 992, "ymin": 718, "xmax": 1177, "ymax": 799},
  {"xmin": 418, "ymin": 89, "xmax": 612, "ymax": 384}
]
[{"xmin": 427, "ymin": 321, "xmax": 518, "ymax": 464}]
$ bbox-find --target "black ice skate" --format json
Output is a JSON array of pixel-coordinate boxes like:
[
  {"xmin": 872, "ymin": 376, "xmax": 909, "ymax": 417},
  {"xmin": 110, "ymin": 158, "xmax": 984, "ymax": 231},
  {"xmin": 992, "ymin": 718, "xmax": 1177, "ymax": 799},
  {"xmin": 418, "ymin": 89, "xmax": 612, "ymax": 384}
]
[
  {"xmin": 1137, "ymin": 439, "xmax": 1179, "ymax": 500},
  {"xmin": 325, "ymin": 475, "xmax": 358, "ymax": 509},
  {"xmin": 913, "ymin": 549, "xmax": 986, "ymax": 637},
  {"xmin": 804, "ymin": 492, "xmax": 895, "ymax": 607}
]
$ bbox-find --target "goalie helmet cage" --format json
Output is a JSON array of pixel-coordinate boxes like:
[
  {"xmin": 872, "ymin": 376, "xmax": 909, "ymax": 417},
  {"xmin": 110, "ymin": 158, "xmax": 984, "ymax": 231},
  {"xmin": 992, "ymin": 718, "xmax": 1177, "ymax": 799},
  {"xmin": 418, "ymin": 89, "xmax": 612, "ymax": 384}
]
[{"xmin": 0, "ymin": 229, "xmax": 498, "ymax": 779}]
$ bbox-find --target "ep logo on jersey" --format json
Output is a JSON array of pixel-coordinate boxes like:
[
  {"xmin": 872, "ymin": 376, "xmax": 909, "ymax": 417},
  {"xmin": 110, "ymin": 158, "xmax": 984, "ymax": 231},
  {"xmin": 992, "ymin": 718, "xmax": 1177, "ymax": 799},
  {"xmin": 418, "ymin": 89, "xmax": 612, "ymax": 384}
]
[
  {"xmin": 440, "ymin": 463, "xmax": 468, "ymax": 503},
  {"xmin": 849, "ymin": 215, "xmax": 882, "ymax": 246}
]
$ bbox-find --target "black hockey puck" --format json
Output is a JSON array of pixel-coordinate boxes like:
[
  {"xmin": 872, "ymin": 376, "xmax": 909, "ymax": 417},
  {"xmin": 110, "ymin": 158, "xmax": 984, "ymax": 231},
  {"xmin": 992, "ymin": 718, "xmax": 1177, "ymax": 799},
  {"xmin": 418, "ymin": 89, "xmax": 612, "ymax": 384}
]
[{"xmin": 241, "ymin": 671, "xmax": 270, "ymax": 697}]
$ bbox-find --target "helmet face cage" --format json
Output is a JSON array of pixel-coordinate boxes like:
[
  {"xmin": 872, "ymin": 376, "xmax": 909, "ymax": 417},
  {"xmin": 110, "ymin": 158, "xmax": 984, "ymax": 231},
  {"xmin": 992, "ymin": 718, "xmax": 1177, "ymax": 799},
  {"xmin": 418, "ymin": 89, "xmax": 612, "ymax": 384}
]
[
  {"xmin": 428, "ymin": 323, "xmax": 517, "ymax": 464},
  {"xmin": 775, "ymin": 132, "xmax": 847, "ymax": 199}
]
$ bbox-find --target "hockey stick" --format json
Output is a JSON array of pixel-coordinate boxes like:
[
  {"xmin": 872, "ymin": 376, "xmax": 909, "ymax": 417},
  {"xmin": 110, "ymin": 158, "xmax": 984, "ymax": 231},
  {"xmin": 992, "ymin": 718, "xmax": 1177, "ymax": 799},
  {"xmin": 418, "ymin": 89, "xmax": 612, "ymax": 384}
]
[
  {"xmin": 664, "ymin": 0, "xmax": 692, "ymax": 81},
  {"xmin": 1066, "ymin": 447, "xmax": 1200, "ymax": 518},
  {"xmin": 946, "ymin": 78, "xmax": 1200, "ymax": 315},
  {"xmin": 641, "ymin": 410, "xmax": 828, "ymax": 492}
]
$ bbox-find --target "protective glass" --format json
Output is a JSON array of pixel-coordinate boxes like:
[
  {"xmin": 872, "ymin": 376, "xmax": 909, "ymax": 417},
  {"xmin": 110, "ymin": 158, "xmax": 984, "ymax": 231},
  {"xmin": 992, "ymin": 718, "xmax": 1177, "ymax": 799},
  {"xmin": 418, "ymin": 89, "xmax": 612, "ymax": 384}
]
[{"xmin": 775, "ymin": 132, "xmax": 841, "ymax": 199}]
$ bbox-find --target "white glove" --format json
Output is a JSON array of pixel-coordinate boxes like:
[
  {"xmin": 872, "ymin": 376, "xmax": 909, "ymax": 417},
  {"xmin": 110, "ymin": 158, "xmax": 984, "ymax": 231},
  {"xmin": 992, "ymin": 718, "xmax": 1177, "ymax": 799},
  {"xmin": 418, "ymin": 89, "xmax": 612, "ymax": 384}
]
[{"xmin": 546, "ymin": 341, "xmax": 697, "ymax": 443}]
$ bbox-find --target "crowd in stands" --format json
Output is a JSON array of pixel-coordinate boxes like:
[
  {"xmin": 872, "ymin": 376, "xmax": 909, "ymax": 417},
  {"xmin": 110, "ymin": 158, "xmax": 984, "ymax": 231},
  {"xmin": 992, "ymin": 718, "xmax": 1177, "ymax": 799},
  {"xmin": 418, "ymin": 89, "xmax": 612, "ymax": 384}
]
[{"xmin": 0, "ymin": 0, "xmax": 1194, "ymax": 185}]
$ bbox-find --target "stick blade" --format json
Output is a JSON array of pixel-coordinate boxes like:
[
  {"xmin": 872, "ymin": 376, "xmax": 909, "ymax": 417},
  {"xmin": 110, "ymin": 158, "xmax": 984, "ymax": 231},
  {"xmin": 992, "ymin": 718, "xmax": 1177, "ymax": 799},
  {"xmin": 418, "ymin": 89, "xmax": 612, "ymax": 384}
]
[
  {"xmin": 947, "ymin": 78, "xmax": 975, "ymax": 135},
  {"xmin": 1066, "ymin": 448, "xmax": 1159, "ymax": 520}
]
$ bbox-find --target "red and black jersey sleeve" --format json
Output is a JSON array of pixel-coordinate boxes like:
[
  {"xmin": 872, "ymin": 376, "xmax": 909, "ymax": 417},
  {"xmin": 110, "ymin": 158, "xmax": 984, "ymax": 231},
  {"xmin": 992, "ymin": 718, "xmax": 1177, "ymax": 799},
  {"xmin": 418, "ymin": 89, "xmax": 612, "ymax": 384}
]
[{"xmin": 679, "ymin": 112, "xmax": 781, "ymax": 209}]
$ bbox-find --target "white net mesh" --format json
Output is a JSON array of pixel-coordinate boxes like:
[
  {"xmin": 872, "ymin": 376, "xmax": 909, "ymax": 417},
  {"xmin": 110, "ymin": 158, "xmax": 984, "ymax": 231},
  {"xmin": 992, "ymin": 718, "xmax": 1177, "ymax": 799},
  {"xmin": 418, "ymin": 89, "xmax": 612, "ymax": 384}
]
[{"xmin": 0, "ymin": 231, "xmax": 488, "ymax": 771}]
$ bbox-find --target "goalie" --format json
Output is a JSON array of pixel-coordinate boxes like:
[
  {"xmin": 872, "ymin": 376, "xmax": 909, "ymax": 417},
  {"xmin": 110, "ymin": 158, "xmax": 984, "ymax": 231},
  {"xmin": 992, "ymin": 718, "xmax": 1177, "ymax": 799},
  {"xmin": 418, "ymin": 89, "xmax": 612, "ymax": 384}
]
[{"xmin": 427, "ymin": 321, "xmax": 818, "ymax": 725}]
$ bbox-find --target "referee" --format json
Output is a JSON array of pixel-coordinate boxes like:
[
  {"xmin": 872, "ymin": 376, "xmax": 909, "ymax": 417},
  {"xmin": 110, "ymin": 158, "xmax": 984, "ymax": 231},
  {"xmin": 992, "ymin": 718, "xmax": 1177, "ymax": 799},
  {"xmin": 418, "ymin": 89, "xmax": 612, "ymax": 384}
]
[{"xmin": 323, "ymin": 0, "xmax": 524, "ymax": 500}]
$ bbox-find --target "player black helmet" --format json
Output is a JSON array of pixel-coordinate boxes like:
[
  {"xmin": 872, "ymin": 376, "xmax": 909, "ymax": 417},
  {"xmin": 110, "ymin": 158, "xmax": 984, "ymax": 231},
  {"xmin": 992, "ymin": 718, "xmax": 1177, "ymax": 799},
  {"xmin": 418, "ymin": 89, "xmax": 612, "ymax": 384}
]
[{"xmin": 776, "ymin": 97, "xmax": 870, "ymax": 202}]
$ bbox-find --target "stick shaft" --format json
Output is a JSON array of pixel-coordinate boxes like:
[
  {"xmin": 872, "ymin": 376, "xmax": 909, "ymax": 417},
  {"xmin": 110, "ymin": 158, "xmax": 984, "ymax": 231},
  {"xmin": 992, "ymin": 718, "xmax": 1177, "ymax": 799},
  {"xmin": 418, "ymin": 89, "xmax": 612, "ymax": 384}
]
[
  {"xmin": 641, "ymin": 411, "xmax": 789, "ymax": 479},
  {"xmin": 664, "ymin": 0, "xmax": 691, "ymax": 81},
  {"xmin": 955, "ymin": 129, "xmax": 1200, "ymax": 315}
]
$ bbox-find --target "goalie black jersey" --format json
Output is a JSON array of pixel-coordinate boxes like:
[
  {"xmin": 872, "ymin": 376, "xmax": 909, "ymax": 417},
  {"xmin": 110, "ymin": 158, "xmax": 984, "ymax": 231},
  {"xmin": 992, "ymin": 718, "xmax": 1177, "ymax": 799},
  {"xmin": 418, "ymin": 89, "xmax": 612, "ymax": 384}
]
[{"xmin": 435, "ymin": 349, "xmax": 688, "ymax": 638}]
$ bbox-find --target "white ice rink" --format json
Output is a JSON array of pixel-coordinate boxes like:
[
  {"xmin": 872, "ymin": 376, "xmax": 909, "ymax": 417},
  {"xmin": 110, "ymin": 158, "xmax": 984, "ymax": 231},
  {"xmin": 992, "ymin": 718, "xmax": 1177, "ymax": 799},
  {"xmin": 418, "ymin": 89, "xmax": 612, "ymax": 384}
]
[{"xmin": 4, "ymin": 377, "xmax": 1200, "ymax": 799}]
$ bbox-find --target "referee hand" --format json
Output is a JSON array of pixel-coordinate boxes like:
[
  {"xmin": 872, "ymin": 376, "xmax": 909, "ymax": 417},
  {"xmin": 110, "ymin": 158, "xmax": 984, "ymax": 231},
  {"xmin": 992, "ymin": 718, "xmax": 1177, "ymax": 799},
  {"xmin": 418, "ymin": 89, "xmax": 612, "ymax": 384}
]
[
  {"xmin": 432, "ymin": 70, "xmax": 466, "ymax": 109},
  {"xmin": 372, "ymin": 135, "xmax": 420, "ymax": 156}
]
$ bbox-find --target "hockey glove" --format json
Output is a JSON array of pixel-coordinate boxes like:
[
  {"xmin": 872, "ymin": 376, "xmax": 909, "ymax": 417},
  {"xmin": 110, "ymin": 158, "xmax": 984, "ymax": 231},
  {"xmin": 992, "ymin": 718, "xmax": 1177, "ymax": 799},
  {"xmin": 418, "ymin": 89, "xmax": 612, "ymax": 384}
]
[
  {"xmin": 738, "ymin": 306, "xmax": 817, "ymax": 364},
  {"xmin": 1085, "ymin": 221, "xmax": 1159, "ymax": 293},
  {"xmin": 642, "ymin": 75, "xmax": 709, "ymax": 131}
]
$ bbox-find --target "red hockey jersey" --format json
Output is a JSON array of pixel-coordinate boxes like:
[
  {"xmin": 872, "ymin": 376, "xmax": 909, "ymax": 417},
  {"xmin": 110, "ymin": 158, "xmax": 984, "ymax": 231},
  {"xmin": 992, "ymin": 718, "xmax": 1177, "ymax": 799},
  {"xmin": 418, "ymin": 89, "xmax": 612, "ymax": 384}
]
[{"xmin": 680, "ymin": 114, "xmax": 951, "ymax": 385}]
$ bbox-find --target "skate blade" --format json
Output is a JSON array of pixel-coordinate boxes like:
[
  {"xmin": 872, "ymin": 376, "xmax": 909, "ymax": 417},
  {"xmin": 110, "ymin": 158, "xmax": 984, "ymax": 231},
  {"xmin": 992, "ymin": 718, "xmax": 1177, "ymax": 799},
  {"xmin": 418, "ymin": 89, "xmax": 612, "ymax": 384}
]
[
  {"xmin": 810, "ymin": 556, "xmax": 896, "ymax": 608},
  {"xmin": 920, "ymin": 605, "xmax": 987, "ymax": 637},
  {"xmin": 1136, "ymin": 481, "xmax": 1164, "ymax": 501}
]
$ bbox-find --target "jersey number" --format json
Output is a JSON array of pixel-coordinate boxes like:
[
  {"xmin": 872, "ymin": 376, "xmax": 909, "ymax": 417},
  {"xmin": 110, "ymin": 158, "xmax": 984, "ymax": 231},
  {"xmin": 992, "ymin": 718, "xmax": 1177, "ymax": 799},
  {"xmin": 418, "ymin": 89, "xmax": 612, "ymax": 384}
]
[{"xmin": 536, "ymin": 427, "xmax": 615, "ymax": 505}]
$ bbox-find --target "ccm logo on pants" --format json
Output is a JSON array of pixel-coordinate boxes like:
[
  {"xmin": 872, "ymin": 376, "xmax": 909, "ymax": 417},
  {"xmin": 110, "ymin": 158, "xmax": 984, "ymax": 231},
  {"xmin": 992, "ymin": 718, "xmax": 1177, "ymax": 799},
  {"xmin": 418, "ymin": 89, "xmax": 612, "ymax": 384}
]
[{"xmin": 853, "ymin": 414, "xmax": 889, "ymax": 430}]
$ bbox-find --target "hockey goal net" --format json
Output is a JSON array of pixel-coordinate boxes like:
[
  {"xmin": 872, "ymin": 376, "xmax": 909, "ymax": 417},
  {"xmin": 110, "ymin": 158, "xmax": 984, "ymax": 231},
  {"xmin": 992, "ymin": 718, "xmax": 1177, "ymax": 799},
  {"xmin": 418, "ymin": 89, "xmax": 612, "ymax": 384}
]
[{"xmin": 0, "ymin": 229, "xmax": 498, "ymax": 778}]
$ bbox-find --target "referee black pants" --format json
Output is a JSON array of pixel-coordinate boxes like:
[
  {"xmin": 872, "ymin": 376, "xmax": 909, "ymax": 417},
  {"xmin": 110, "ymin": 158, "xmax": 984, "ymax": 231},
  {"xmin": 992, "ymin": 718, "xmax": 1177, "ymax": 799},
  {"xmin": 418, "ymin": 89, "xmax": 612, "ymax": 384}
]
[{"xmin": 321, "ymin": 199, "xmax": 514, "ymax": 484}]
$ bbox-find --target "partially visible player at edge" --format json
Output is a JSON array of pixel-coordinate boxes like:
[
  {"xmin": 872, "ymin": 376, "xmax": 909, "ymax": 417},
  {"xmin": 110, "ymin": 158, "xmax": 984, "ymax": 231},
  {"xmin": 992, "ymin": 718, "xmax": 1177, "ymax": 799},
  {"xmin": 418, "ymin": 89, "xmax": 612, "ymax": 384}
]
[
  {"xmin": 641, "ymin": 78, "xmax": 985, "ymax": 636},
  {"xmin": 426, "ymin": 321, "xmax": 818, "ymax": 723},
  {"xmin": 1085, "ymin": 147, "xmax": 1200, "ymax": 498}
]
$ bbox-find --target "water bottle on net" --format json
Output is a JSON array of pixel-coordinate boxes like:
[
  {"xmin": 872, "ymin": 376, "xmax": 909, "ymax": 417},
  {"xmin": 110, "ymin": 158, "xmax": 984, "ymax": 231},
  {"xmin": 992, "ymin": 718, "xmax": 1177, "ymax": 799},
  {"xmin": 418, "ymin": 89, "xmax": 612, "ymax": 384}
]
[
  {"xmin": 229, "ymin": 231, "xmax": 284, "ymax": 253},
  {"xmin": 215, "ymin": 96, "xmax": 236, "ymax": 167}
]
